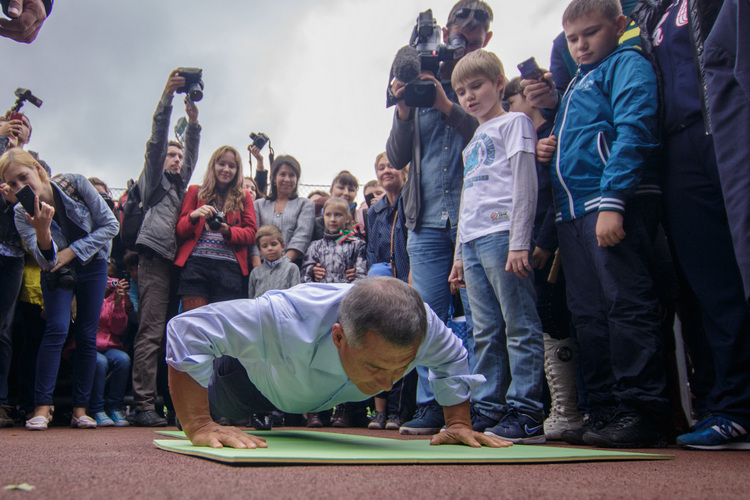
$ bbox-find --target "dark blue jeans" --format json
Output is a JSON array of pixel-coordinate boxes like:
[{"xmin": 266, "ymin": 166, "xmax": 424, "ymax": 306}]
[
  {"xmin": 36, "ymin": 258, "xmax": 107, "ymax": 407},
  {"xmin": 0, "ymin": 254, "xmax": 24, "ymax": 405},
  {"xmin": 557, "ymin": 199, "xmax": 668, "ymax": 416}
]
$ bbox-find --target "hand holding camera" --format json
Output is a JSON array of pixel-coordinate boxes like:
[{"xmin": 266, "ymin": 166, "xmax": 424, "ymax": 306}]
[{"xmin": 190, "ymin": 204, "xmax": 217, "ymax": 224}]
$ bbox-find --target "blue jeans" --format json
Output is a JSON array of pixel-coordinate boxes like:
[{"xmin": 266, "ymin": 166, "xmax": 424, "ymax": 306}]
[
  {"xmin": 408, "ymin": 226, "xmax": 473, "ymax": 405},
  {"xmin": 0, "ymin": 254, "xmax": 24, "ymax": 405},
  {"xmin": 462, "ymin": 231, "xmax": 544, "ymax": 420},
  {"xmin": 36, "ymin": 258, "xmax": 107, "ymax": 407},
  {"xmin": 89, "ymin": 349, "xmax": 131, "ymax": 413}
]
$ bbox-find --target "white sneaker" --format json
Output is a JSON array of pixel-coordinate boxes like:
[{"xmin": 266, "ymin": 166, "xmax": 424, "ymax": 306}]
[
  {"xmin": 25, "ymin": 415, "xmax": 49, "ymax": 431},
  {"xmin": 71, "ymin": 415, "xmax": 97, "ymax": 429},
  {"xmin": 93, "ymin": 411, "xmax": 115, "ymax": 427}
]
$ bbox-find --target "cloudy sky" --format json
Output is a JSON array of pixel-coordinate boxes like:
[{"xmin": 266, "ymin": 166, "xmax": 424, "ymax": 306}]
[{"xmin": 4, "ymin": 0, "xmax": 566, "ymax": 199}]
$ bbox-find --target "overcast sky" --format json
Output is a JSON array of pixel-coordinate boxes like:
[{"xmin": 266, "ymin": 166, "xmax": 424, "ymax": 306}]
[{"xmin": 4, "ymin": 0, "xmax": 567, "ymax": 199}]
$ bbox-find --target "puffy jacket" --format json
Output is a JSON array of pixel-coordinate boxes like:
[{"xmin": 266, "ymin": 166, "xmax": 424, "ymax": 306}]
[{"xmin": 551, "ymin": 45, "xmax": 660, "ymax": 223}]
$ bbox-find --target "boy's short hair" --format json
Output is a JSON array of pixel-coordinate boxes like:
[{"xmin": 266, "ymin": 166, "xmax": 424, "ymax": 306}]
[
  {"xmin": 123, "ymin": 250, "xmax": 140, "ymax": 269},
  {"xmin": 256, "ymin": 225, "xmax": 284, "ymax": 246},
  {"xmin": 330, "ymin": 170, "xmax": 358, "ymax": 190},
  {"xmin": 447, "ymin": 0, "xmax": 494, "ymax": 32},
  {"xmin": 167, "ymin": 140, "xmax": 184, "ymax": 151},
  {"xmin": 324, "ymin": 197, "xmax": 352, "ymax": 224},
  {"xmin": 451, "ymin": 49, "xmax": 506, "ymax": 98},
  {"xmin": 363, "ymin": 179, "xmax": 380, "ymax": 191},
  {"xmin": 504, "ymin": 77, "xmax": 523, "ymax": 100},
  {"xmin": 562, "ymin": 0, "xmax": 622, "ymax": 25}
]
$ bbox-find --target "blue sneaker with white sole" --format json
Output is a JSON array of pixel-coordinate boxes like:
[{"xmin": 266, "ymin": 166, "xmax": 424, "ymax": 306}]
[
  {"xmin": 484, "ymin": 408, "xmax": 546, "ymax": 444},
  {"xmin": 677, "ymin": 416, "xmax": 750, "ymax": 450}
]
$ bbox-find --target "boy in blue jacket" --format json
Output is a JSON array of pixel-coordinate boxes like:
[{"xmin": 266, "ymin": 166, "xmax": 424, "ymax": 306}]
[{"xmin": 524, "ymin": 0, "xmax": 667, "ymax": 448}]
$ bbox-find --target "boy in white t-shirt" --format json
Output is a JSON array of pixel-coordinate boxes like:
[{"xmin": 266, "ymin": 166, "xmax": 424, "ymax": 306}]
[{"xmin": 448, "ymin": 49, "xmax": 545, "ymax": 444}]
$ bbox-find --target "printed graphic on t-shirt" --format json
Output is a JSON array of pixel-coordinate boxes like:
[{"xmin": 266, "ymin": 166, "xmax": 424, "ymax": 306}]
[{"xmin": 464, "ymin": 133, "xmax": 495, "ymax": 182}]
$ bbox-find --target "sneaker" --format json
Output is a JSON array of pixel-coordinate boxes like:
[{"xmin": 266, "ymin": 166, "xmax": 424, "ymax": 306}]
[
  {"xmin": 306, "ymin": 412, "xmax": 323, "ymax": 428},
  {"xmin": 677, "ymin": 416, "xmax": 750, "ymax": 450},
  {"xmin": 250, "ymin": 413, "xmax": 273, "ymax": 431},
  {"xmin": 368, "ymin": 411, "xmax": 386, "ymax": 430},
  {"xmin": 561, "ymin": 406, "xmax": 617, "ymax": 445},
  {"xmin": 399, "ymin": 402, "xmax": 444, "ymax": 435},
  {"xmin": 133, "ymin": 409, "xmax": 167, "ymax": 427},
  {"xmin": 471, "ymin": 408, "xmax": 498, "ymax": 433},
  {"xmin": 25, "ymin": 415, "xmax": 49, "ymax": 431},
  {"xmin": 71, "ymin": 415, "xmax": 97, "ymax": 429},
  {"xmin": 0, "ymin": 405, "xmax": 14, "ymax": 428},
  {"xmin": 583, "ymin": 410, "xmax": 667, "ymax": 448},
  {"xmin": 484, "ymin": 409, "xmax": 546, "ymax": 444},
  {"xmin": 330, "ymin": 405, "xmax": 350, "ymax": 428},
  {"xmin": 385, "ymin": 414, "xmax": 403, "ymax": 431},
  {"xmin": 109, "ymin": 410, "xmax": 130, "ymax": 427},
  {"xmin": 93, "ymin": 411, "xmax": 114, "ymax": 427}
]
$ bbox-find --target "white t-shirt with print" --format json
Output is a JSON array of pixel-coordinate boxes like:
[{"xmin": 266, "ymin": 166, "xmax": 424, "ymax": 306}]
[{"xmin": 458, "ymin": 112, "xmax": 537, "ymax": 247}]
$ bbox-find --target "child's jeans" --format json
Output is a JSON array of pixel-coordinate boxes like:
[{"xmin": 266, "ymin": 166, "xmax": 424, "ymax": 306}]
[
  {"xmin": 89, "ymin": 349, "xmax": 131, "ymax": 413},
  {"xmin": 462, "ymin": 231, "xmax": 544, "ymax": 421},
  {"xmin": 557, "ymin": 198, "xmax": 668, "ymax": 416}
]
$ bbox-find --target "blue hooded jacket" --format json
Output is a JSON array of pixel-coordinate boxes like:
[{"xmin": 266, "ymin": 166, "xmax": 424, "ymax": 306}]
[{"xmin": 550, "ymin": 45, "xmax": 660, "ymax": 223}]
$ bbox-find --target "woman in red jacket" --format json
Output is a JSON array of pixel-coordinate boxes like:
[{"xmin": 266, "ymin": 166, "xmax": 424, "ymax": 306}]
[{"xmin": 175, "ymin": 146, "xmax": 257, "ymax": 311}]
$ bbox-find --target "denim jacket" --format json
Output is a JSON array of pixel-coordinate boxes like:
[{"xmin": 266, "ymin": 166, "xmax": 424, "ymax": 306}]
[
  {"xmin": 386, "ymin": 83, "xmax": 478, "ymax": 231},
  {"xmin": 14, "ymin": 173, "xmax": 120, "ymax": 270}
]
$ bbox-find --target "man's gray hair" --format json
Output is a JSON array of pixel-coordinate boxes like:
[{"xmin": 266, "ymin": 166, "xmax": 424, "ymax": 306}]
[{"xmin": 338, "ymin": 277, "xmax": 427, "ymax": 349}]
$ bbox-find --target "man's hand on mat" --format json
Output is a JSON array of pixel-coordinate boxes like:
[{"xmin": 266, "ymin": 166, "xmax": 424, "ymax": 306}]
[
  {"xmin": 429, "ymin": 426, "xmax": 513, "ymax": 448},
  {"xmin": 188, "ymin": 420, "xmax": 268, "ymax": 449}
]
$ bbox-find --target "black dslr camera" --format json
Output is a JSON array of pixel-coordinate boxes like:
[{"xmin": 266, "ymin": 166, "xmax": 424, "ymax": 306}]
[
  {"xmin": 44, "ymin": 265, "xmax": 77, "ymax": 291},
  {"xmin": 249, "ymin": 132, "xmax": 269, "ymax": 151},
  {"xmin": 405, "ymin": 10, "xmax": 467, "ymax": 107},
  {"xmin": 207, "ymin": 210, "xmax": 226, "ymax": 231},
  {"xmin": 176, "ymin": 68, "xmax": 204, "ymax": 102}
]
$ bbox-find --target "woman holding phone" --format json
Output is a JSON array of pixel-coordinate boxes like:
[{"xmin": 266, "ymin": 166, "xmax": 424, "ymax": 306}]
[{"xmin": 0, "ymin": 148, "xmax": 119, "ymax": 430}]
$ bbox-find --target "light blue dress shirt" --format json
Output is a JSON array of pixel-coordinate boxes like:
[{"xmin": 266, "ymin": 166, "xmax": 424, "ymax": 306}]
[{"xmin": 166, "ymin": 282, "xmax": 484, "ymax": 413}]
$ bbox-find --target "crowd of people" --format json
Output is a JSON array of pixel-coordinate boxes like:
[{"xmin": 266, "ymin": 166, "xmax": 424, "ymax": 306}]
[{"xmin": 1, "ymin": 0, "xmax": 749, "ymax": 452}]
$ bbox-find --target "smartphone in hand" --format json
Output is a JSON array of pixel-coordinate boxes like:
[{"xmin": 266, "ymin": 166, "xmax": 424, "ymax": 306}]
[
  {"xmin": 517, "ymin": 57, "xmax": 544, "ymax": 81},
  {"xmin": 15, "ymin": 185, "xmax": 39, "ymax": 214}
]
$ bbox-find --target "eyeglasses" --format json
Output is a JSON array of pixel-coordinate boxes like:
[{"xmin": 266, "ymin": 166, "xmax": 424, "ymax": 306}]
[{"xmin": 453, "ymin": 8, "xmax": 491, "ymax": 24}]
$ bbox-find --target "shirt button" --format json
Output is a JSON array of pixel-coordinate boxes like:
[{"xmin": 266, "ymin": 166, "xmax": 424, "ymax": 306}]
[{"xmin": 445, "ymin": 190, "xmax": 449, "ymax": 193}]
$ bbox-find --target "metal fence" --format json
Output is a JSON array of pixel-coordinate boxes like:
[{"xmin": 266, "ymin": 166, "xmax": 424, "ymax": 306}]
[{"xmin": 110, "ymin": 183, "xmax": 330, "ymax": 201}]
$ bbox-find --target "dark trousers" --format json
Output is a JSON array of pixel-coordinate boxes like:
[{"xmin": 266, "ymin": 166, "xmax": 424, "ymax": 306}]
[
  {"xmin": 663, "ymin": 122, "xmax": 750, "ymax": 428},
  {"xmin": 557, "ymin": 199, "xmax": 668, "ymax": 416},
  {"xmin": 208, "ymin": 357, "xmax": 276, "ymax": 421},
  {"xmin": 0, "ymin": 255, "xmax": 24, "ymax": 405}
]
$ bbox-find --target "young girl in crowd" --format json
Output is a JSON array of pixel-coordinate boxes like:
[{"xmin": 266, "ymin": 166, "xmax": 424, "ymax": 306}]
[
  {"xmin": 301, "ymin": 196, "xmax": 366, "ymax": 284},
  {"xmin": 0, "ymin": 148, "xmax": 119, "ymax": 430},
  {"xmin": 175, "ymin": 146, "xmax": 257, "ymax": 311}
]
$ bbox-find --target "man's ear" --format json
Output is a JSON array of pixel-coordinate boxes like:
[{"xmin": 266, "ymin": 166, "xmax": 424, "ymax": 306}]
[
  {"xmin": 483, "ymin": 31, "xmax": 493, "ymax": 47},
  {"xmin": 332, "ymin": 323, "xmax": 346, "ymax": 350}
]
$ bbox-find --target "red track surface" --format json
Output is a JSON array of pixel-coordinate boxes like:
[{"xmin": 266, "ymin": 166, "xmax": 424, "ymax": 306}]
[{"xmin": 1, "ymin": 426, "xmax": 747, "ymax": 499}]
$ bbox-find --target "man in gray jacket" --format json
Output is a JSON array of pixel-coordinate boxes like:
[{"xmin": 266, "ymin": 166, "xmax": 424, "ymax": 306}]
[{"xmin": 131, "ymin": 69, "xmax": 201, "ymax": 427}]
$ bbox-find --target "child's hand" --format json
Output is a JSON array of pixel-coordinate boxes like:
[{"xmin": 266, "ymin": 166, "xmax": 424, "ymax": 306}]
[
  {"xmin": 532, "ymin": 246, "xmax": 553, "ymax": 270},
  {"xmin": 345, "ymin": 267, "xmax": 356, "ymax": 282},
  {"xmin": 522, "ymin": 72, "xmax": 558, "ymax": 109},
  {"xmin": 505, "ymin": 250, "xmax": 532, "ymax": 279},
  {"xmin": 596, "ymin": 211, "xmax": 626, "ymax": 247},
  {"xmin": 312, "ymin": 263, "xmax": 326, "ymax": 282},
  {"xmin": 536, "ymin": 135, "xmax": 557, "ymax": 164}
]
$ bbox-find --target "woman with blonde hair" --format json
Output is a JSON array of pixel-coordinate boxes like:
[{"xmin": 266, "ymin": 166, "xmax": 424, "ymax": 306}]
[
  {"xmin": 0, "ymin": 148, "xmax": 119, "ymax": 430},
  {"xmin": 174, "ymin": 145, "xmax": 257, "ymax": 311}
]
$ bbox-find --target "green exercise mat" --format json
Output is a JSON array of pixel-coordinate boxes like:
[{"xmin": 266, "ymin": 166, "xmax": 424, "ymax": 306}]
[{"xmin": 154, "ymin": 430, "xmax": 673, "ymax": 465}]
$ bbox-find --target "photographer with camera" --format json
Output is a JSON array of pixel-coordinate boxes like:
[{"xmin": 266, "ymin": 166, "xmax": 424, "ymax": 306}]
[
  {"xmin": 0, "ymin": 148, "xmax": 119, "ymax": 430},
  {"xmin": 385, "ymin": 0, "xmax": 492, "ymax": 435},
  {"xmin": 174, "ymin": 146, "xmax": 257, "ymax": 312},
  {"xmin": 130, "ymin": 69, "xmax": 201, "ymax": 428}
]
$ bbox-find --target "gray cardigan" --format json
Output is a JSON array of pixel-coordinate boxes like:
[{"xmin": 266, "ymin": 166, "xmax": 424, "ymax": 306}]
[{"xmin": 252, "ymin": 196, "xmax": 315, "ymax": 256}]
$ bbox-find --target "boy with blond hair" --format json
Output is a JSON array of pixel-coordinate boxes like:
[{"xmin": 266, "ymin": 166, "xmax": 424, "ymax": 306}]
[
  {"xmin": 524, "ymin": 0, "xmax": 667, "ymax": 448},
  {"xmin": 248, "ymin": 225, "xmax": 300, "ymax": 299},
  {"xmin": 449, "ymin": 49, "xmax": 545, "ymax": 443}
]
